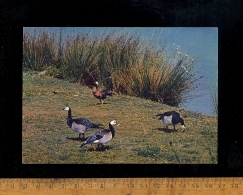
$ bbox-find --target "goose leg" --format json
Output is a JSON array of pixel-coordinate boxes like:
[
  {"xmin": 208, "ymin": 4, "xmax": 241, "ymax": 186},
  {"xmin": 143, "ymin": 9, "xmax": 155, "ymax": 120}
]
[{"xmin": 171, "ymin": 133, "xmax": 174, "ymax": 146}]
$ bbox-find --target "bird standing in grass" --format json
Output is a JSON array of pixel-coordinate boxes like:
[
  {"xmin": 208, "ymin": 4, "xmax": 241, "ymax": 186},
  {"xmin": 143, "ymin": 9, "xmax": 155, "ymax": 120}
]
[
  {"xmin": 156, "ymin": 111, "xmax": 186, "ymax": 131},
  {"xmin": 62, "ymin": 106, "xmax": 102, "ymax": 139},
  {"xmin": 80, "ymin": 120, "xmax": 119, "ymax": 149},
  {"xmin": 92, "ymin": 81, "xmax": 114, "ymax": 104}
]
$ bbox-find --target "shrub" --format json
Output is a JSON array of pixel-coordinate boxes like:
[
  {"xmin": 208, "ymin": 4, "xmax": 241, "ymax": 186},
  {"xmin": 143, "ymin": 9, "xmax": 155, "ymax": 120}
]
[{"xmin": 45, "ymin": 66, "xmax": 63, "ymax": 79}]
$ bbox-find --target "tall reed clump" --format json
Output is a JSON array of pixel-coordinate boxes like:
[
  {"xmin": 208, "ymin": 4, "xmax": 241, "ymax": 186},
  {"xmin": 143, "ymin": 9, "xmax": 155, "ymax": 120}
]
[
  {"xmin": 23, "ymin": 30, "xmax": 62, "ymax": 71},
  {"xmin": 112, "ymin": 40, "xmax": 199, "ymax": 106},
  {"xmin": 61, "ymin": 33, "xmax": 101, "ymax": 83},
  {"xmin": 210, "ymin": 82, "xmax": 218, "ymax": 116},
  {"xmin": 23, "ymin": 29, "xmax": 201, "ymax": 107}
]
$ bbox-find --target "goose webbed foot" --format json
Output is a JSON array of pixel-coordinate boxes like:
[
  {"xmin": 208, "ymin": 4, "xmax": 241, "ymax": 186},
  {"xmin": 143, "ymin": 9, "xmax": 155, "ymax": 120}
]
[{"xmin": 97, "ymin": 144, "xmax": 105, "ymax": 151}]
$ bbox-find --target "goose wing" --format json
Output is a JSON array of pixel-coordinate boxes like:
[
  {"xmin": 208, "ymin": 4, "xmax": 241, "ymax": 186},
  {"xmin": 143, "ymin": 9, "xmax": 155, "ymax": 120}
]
[
  {"xmin": 157, "ymin": 111, "xmax": 180, "ymax": 117},
  {"xmin": 84, "ymin": 130, "xmax": 107, "ymax": 144},
  {"xmin": 171, "ymin": 111, "xmax": 180, "ymax": 117},
  {"xmin": 102, "ymin": 89, "xmax": 114, "ymax": 98},
  {"xmin": 163, "ymin": 111, "xmax": 179, "ymax": 117},
  {"xmin": 73, "ymin": 118, "xmax": 100, "ymax": 128},
  {"xmin": 171, "ymin": 112, "xmax": 181, "ymax": 124}
]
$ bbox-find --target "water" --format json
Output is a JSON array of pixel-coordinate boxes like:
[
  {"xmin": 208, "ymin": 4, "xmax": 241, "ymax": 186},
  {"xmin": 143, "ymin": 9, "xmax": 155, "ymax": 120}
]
[{"xmin": 24, "ymin": 27, "xmax": 218, "ymax": 115}]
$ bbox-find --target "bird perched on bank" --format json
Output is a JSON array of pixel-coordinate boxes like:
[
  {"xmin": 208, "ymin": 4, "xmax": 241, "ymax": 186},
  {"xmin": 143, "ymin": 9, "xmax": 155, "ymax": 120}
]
[
  {"xmin": 92, "ymin": 81, "xmax": 114, "ymax": 104},
  {"xmin": 156, "ymin": 111, "xmax": 186, "ymax": 131},
  {"xmin": 62, "ymin": 106, "xmax": 102, "ymax": 139},
  {"xmin": 80, "ymin": 120, "xmax": 119, "ymax": 149}
]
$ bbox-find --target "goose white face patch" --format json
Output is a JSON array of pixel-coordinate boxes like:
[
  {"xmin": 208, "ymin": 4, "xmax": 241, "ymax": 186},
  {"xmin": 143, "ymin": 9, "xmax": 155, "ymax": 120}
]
[
  {"xmin": 110, "ymin": 120, "xmax": 117, "ymax": 126},
  {"xmin": 63, "ymin": 106, "xmax": 69, "ymax": 111},
  {"xmin": 181, "ymin": 125, "xmax": 186, "ymax": 130}
]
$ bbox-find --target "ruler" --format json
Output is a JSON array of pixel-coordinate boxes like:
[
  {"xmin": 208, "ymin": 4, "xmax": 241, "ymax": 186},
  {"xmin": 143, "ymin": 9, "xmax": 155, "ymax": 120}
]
[{"xmin": 0, "ymin": 178, "xmax": 242, "ymax": 195}]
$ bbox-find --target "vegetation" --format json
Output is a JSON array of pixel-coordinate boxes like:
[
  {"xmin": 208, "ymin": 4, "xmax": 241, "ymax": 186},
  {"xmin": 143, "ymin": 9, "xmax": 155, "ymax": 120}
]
[
  {"xmin": 22, "ymin": 72, "xmax": 217, "ymax": 164},
  {"xmin": 210, "ymin": 82, "xmax": 218, "ymax": 116},
  {"xmin": 22, "ymin": 29, "xmax": 216, "ymax": 164},
  {"xmin": 23, "ymin": 29, "xmax": 201, "ymax": 107}
]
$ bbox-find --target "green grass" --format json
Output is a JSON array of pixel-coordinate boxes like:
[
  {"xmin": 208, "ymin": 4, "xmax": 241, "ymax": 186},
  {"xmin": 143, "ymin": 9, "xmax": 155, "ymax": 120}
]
[{"xmin": 22, "ymin": 71, "xmax": 217, "ymax": 164}]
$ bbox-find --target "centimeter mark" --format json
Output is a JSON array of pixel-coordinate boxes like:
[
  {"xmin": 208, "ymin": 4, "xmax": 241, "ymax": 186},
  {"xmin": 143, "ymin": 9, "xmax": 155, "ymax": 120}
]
[{"xmin": 0, "ymin": 178, "xmax": 242, "ymax": 191}]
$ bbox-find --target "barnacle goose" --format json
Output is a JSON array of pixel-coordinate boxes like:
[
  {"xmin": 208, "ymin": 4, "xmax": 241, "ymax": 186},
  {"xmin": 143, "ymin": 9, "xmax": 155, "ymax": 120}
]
[
  {"xmin": 156, "ymin": 111, "xmax": 186, "ymax": 131},
  {"xmin": 80, "ymin": 120, "xmax": 119, "ymax": 149},
  {"xmin": 62, "ymin": 106, "xmax": 102, "ymax": 139}
]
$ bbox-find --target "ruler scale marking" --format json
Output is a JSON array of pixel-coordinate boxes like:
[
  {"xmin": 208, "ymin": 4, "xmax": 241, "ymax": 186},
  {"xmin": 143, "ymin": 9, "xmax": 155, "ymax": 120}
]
[{"xmin": 0, "ymin": 178, "xmax": 242, "ymax": 194}]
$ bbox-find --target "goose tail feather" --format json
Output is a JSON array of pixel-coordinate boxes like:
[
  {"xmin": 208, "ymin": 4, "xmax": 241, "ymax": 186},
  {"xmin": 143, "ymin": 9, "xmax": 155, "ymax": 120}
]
[{"xmin": 80, "ymin": 142, "xmax": 87, "ymax": 147}]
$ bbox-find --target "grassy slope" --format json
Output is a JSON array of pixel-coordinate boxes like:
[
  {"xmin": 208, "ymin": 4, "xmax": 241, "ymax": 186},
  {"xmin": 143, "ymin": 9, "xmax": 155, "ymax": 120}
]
[{"xmin": 22, "ymin": 72, "xmax": 217, "ymax": 164}]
